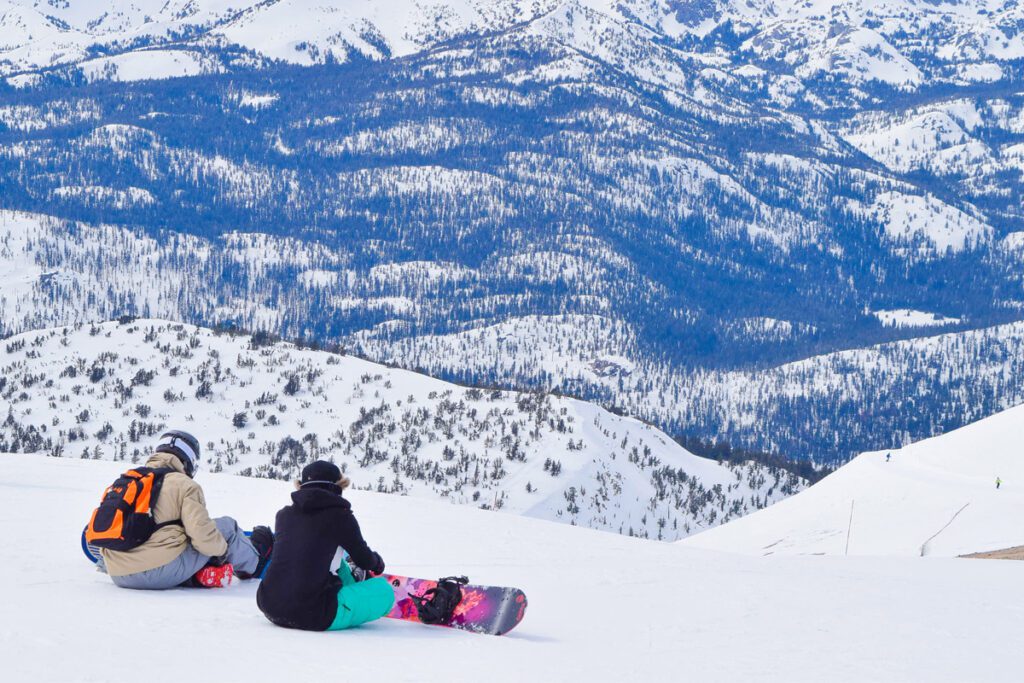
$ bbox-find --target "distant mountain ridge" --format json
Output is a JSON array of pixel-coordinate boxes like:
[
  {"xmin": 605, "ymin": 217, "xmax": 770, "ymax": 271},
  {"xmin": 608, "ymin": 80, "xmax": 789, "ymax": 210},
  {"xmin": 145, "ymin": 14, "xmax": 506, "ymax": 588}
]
[{"xmin": 3, "ymin": 0, "xmax": 1021, "ymax": 96}]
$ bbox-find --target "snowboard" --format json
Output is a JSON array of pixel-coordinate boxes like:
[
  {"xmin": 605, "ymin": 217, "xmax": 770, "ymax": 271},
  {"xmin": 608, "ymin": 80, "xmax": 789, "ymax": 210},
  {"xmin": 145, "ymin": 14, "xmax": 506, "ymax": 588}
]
[
  {"xmin": 382, "ymin": 573, "xmax": 527, "ymax": 636},
  {"xmin": 82, "ymin": 526, "xmax": 101, "ymax": 563}
]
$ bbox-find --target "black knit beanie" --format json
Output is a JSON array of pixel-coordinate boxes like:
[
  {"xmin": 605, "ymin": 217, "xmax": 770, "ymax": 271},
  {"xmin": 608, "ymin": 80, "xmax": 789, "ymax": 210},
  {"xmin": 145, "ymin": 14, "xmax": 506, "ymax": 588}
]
[{"xmin": 300, "ymin": 461, "xmax": 343, "ymax": 493}]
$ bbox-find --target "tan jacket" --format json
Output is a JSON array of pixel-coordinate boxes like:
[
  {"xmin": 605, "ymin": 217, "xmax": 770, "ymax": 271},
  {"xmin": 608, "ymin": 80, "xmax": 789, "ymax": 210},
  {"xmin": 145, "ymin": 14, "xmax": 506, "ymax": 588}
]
[{"xmin": 100, "ymin": 452, "xmax": 228, "ymax": 577}]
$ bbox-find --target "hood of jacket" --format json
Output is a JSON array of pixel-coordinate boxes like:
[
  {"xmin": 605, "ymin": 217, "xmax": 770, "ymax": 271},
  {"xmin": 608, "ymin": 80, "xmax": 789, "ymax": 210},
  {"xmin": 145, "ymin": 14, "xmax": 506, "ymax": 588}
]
[
  {"xmin": 145, "ymin": 451, "xmax": 189, "ymax": 475},
  {"xmin": 291, "ymin": 487, "xmax": 350, "ymax": 513}
]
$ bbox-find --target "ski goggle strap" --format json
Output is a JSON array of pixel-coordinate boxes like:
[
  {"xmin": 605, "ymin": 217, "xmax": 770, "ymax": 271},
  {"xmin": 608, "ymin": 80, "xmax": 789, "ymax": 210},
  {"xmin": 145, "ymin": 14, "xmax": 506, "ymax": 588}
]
[{"xmin": 160, "ymin": 434, "xmax": 200, "ymax": 475}]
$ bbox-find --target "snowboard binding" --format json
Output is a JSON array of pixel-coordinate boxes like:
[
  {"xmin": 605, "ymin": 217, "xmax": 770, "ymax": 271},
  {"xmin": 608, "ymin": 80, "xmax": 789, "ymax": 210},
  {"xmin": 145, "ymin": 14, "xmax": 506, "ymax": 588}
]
[{"xmin": 409, "ymin": 575, "xmax": 469, "ymax": 625}]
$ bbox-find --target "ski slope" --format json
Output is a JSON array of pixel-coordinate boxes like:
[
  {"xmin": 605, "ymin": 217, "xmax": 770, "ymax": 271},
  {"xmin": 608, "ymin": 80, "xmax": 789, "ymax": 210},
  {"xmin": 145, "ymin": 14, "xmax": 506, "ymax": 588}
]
[
  {"xmin": 3, "ymin": 452, "xmax": 1023, "ymax": 682},
  {"xmin": 683, "ymin": 403, "xmax": 1024, "ymax": 557}
]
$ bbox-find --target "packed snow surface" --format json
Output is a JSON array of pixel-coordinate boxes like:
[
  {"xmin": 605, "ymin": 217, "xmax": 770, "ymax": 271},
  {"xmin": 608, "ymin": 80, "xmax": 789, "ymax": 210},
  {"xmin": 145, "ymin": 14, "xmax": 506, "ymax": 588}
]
[
  {"xmin": 2, "ymin": 453, "xmax": 1023, "ymax": 682},
  {"xmin": 683, "ymin": 403, "xmax": 1024, "ymax": 557}
]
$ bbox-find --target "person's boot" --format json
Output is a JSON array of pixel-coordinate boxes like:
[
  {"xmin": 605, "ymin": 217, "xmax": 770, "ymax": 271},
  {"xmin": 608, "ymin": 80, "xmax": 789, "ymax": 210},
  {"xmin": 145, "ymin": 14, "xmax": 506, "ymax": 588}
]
[
  {"xmin": 193, "ymin": 563, "xmax": 234, "ymax": 588},
  {"xmin": 246, "ymin": 525, "xmax": 274, "ymax": 579}
]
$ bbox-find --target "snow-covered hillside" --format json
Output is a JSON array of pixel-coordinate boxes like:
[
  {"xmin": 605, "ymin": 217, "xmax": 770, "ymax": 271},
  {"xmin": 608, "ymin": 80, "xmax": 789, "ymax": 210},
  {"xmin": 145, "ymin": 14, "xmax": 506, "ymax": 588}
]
[
  {"xmin": 0, "ymin": 319, "xmax": 803, "ymax": 540},
  {"xmin": 373, "ymin": 312, "xmax": 1024, "ymax": 463},
  {"xmin": 4, "ymin": 209, "xmax": 1023, "ymax": 466},
  {"xmin": 3, "ymin": 452, "xmax": 1022, "ymax": 682},
  {"xmin": 683, "ymin": 403, "xmax": 1024, "ymax": 557},
  {"xmin": 2, "ymin": 0, "xmax": 1024, "ymax": 471}
]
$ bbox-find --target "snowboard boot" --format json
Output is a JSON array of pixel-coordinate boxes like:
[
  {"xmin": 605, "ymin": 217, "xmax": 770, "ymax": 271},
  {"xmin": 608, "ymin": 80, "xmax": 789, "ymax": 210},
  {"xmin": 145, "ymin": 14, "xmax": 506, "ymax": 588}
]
[
  {"xmin": 192, "ymin": 563, "xmax": 235, "ymax": 588},
  {"xmin": 243, "ymin": 525, "xmax": 274, "ymax": 579}
]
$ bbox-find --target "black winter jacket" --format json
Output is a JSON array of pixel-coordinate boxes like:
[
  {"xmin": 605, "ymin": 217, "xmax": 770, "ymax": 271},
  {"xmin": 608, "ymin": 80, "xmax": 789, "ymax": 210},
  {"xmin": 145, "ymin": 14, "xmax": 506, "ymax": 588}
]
[{"xmin": 256, "ymin": 487, "xmax": 382, "ymax": 631}]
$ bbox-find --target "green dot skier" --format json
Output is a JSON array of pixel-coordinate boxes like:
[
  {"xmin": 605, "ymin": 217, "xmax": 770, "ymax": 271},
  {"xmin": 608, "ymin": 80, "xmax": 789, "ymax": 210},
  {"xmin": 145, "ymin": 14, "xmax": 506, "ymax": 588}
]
[{"xmin": 996, "ymin": 477, "xmax": 1002, "ymax": 490}]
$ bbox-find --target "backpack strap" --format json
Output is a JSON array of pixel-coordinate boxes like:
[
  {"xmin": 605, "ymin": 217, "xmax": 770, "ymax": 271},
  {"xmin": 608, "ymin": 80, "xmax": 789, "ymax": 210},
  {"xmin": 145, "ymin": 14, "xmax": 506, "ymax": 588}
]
[
  {"xmin": 155, "ymin": 519, "xmax": 183, "ymax": 529},
  {"xmin": 139, "ymin": 468, "xmax": 182, "ymax": 529},
  {"xmin": 146, "ymin": 467, "xmax": 178, "ymax": 518}
]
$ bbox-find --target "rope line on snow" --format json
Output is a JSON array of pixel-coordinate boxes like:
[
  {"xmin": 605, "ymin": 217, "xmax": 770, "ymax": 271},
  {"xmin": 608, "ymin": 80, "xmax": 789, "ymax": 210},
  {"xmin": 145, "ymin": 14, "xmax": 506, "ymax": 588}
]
[
  {"xmin": 919, "ymin": 502, "xmax": 971, "ymax": 557},
  {"xmin": 845, "ymin": 499, "xmax": 854, "ymax": 556}
]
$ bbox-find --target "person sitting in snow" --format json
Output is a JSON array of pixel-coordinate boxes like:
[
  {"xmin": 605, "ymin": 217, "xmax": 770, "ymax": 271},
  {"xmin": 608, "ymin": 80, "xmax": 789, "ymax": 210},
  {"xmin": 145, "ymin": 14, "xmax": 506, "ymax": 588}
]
[
  {"xmin": 96, "ymin": 430, "xmax": 274, "ymax": 590},
  {"xmin": 257, "ymin": 460, "xmax": 394, "ymax": 631}
]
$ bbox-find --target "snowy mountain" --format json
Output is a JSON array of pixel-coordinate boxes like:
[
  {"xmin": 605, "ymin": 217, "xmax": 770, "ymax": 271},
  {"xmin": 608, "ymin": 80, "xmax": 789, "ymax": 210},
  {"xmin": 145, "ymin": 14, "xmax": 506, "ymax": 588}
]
[
  {"xmin": 6, "ymin": 208, "xmax": 1024, "ymax": 464},
  {"xmin": 0, "ymin": 0, "xmax": 553, "ymax": 79},
  {"xmin": 0, "ymin": 318, "xmax": 804, "ymax": 540},
  {"xmin": 683, "ymin": 402, "xmax": 1024, "ymax": 557},
  {"xmin": 1, "ymin": 0, "xmax": 1023, "ymax": 467},
  {"xmin": 3, "ymin": 1, "xmax": 1022, "ymax": 92},
  {"xmin": 4, "ymin": 451, "xmax": 1022, "ymax": 682},
  {"xmin": 3, "ymin": 209, "xmax": 1023, "ymax": 466}
]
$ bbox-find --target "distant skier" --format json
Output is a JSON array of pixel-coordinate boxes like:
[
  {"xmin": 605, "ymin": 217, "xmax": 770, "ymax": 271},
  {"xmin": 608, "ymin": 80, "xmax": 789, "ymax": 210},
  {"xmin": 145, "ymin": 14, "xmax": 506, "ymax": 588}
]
[
  {"xmin": 996, "ymin": 477, "xmax": 1002, "ymax": 490},
  {"xmin": 87, "ymin": 430, "xmax": 273, "ymax": 589},
  {"xmin": 886, "ymin": 453, "xmax": 891, "ymax": 463},
  {"xmin": 257, "ymin": 460, "xmax": 394, "ymax": 631}
]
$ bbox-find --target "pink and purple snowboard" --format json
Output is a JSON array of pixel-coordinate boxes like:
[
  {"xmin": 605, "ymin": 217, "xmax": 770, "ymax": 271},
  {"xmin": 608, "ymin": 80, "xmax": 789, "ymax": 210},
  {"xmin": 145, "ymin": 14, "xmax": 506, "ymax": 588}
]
[{"xmin": 382, "ymin": 574, "xmax": 527, "ymax": 636}]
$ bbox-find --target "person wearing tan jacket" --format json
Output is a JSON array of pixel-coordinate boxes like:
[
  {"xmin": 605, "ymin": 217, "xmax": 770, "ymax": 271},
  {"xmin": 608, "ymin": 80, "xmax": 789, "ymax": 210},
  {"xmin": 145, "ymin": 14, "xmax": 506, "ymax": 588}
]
[{"xmin": 100, "ymin": 430, "xmax": 273, "ymax": 590}]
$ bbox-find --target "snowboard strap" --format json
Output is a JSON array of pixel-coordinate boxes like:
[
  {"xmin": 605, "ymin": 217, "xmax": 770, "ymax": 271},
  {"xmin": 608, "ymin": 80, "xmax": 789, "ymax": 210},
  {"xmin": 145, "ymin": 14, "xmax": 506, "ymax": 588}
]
[{"xmin": 410, "ymin": 576, "xmax": 469, "ymax": 625}]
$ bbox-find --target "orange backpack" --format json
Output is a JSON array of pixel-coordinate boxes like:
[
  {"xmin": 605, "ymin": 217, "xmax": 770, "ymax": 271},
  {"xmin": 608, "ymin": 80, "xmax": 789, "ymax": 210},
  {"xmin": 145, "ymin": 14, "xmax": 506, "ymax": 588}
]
[{"xmin": 85, "ymin": 467, "xmax": 179, "ymax": 551}]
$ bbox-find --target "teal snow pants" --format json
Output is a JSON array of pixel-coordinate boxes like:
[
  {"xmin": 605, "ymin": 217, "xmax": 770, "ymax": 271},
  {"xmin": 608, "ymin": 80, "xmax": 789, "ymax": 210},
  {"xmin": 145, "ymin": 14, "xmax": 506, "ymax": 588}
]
[{"xmin": 327, "ymin": 562, "xmax": 395, "ymax": 631}]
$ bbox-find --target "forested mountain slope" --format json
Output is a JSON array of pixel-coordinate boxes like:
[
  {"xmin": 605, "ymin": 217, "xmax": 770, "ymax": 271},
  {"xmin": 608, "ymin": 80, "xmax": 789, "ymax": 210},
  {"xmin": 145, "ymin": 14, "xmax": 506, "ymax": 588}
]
[
  {"xmin": 0, "ymin": 318, "xmax": 804, "ymax": 540},
  {"xmin": 0, "ymin": 0, "xmax": 1022, "ymax": 463},
  {"xmin": 3, "ymin": 210, "xmax": 1022, "ymax": 463}
]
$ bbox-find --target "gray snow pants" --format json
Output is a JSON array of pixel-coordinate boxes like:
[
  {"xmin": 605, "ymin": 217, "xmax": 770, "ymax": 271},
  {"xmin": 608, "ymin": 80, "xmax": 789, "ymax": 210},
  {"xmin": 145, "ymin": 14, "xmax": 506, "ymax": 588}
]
[{"xmin": 110, "ymin": 516, "xmax": 258, "ymax": 590}]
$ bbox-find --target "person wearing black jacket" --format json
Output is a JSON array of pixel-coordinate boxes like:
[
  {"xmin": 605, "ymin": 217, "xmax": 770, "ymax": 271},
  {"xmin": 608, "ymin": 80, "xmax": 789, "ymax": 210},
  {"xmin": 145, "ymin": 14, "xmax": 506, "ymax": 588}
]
[{"xmin": 257, "ymin": 461, "xmax": 394, "ymax": 631}]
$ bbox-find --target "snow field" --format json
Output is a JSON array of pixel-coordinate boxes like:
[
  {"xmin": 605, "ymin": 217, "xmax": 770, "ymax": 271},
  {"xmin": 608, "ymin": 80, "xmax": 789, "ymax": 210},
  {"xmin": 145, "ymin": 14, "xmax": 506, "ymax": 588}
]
[
  {"xmin": 872, "ymin": 309, "xmax": 961, "ymax": 329},
  {"xmin": 2, "ymin": 452, "xmax": 1023, "ymax": 682},
  {"xmin": 684, "ymin": 402, "xmax": 1024, "ymax": 557}
]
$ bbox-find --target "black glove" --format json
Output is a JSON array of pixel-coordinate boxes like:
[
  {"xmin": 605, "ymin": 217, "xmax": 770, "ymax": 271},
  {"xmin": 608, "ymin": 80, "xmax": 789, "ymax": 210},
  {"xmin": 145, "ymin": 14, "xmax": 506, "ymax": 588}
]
[
  {"xmin": 369, "ymin": 552, "xmax": 385, "ymax": 576},
  {"xmin": 209, "ymin": 553, "xmax": 229, "ymax": 567}
]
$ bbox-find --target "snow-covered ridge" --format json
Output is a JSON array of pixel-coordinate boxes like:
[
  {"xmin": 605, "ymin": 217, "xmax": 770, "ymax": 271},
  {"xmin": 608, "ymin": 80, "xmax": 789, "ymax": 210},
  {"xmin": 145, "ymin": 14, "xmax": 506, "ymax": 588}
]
[
  {"xmin": 0, "ymin": 0, "xmax": 563, "ymax": 79},
  {"xmin": 3, "ymin": 208, "xmax": 1022, "ymax": 467},
  {"xmin": 5, "ymin": 207, "xmax": 1024, "ymax": 468},
  {"xmin": 0, "ymin": 319, "xmax": 803, "ymax": 540},
  {"xmin": 682, "ymin": 401, "xmax": 1024, "ymax": 557},
  {"xmin": 2, "ymin": 0, "xmax": 1022, "ymax": 101}
]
